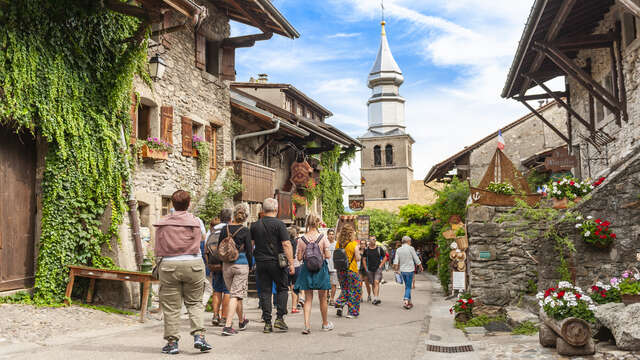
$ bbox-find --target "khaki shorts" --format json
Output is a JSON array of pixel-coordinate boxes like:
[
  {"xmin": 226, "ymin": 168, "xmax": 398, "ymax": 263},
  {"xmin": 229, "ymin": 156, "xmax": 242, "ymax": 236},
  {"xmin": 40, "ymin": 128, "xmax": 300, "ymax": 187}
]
[{"xmin": 223, "ymin": 262, "xmax": 249, "ymax": 299}]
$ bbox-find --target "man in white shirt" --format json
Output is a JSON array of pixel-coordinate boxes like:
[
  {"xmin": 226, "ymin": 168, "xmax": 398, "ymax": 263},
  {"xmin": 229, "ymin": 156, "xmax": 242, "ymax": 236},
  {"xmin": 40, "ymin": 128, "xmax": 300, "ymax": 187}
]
[
  {"xmin": 393, "ymin": 236, "xmax": 422, "ymax": 309},
  {"xmin": 326, "ymin": 229, "xmax": 338, "ymax": 305}
]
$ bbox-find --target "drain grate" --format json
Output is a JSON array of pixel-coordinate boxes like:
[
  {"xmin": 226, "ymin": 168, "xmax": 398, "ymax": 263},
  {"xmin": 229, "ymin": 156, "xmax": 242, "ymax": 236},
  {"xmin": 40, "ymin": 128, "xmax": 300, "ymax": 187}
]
[{"xmin": 426, "ymin": 344, "xmax": 474, "ymax": 353}]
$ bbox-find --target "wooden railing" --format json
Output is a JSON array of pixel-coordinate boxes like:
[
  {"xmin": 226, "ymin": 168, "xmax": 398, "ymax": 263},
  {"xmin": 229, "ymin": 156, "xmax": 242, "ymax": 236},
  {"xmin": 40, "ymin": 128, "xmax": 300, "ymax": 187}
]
[{"xmin": 228, "ymin": 160, "xmax": 275, "ymax": 203}]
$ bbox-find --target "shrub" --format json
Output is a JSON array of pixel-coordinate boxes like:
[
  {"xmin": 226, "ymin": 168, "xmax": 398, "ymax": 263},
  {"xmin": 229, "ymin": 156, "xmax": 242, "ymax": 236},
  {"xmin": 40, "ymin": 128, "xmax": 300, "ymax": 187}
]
[
  {"xmin": 354, "ymin": 209, "xmax": 402, "ymax": 244},
  {"xmin": 426, "ymin": 258, "xmax": 438, "ymax": 274}
]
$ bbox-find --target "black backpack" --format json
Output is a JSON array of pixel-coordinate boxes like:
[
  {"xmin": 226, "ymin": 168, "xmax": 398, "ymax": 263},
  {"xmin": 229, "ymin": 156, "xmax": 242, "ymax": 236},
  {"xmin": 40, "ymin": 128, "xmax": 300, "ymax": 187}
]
[{"xmin": 333, "ymin": 244, "xmax": 354, "ymax": 272}]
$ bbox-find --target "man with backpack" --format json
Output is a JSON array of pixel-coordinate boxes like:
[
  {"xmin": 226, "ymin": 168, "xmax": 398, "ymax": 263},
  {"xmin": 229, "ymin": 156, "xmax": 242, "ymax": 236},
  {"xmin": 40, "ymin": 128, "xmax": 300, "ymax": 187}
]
[
  {"xmin": 205, "ymin": 209, "xmax": 232, "ymax": 327},
  {"xmin": 363, "ymin": 236, "xmax": 387, "ymax": 305},
  {"xmin": 250, "ymin": 198, "xmax": 295, "ymax": 333}
]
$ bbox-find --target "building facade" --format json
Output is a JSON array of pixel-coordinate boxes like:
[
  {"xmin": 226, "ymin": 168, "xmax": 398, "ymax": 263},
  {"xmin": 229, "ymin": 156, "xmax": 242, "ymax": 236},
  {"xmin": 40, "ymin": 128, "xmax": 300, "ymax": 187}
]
[{"xmin": 359, "ymin": 21, "xmax": 421, "ymax": 211}]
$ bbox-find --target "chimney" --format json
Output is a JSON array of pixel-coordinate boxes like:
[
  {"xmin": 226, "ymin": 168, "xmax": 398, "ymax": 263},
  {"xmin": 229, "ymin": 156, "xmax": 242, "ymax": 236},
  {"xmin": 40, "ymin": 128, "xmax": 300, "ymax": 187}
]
[{"xmin": 257, "ymin": 73, "xmax": 268, "ymax": 83}]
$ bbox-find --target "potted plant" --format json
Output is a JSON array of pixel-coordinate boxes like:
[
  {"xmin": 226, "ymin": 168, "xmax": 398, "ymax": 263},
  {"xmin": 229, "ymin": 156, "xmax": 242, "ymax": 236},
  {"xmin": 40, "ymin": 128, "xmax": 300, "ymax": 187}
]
[
  {"xmin": 574, "ymin": 216, "xmax": 616, "ymax": 248},
  {"xmin": 192, "ymin": 135, "xmax": 209, "ymax": 176},
  {"xmin": 536, "ymin": 281, "xmax": 597, "ymax": 323},
  {"xmin": 450, "ymin": 293, "xmax": 474, "ymax": 324},
  {"xmin": 192, "ymin": 135, "xmax": 203, "ymax": 157},
  {"xmin": 618, "ymin": 270, "xmax": 640, "ymax": 305},
  {"xmin": 141, "ymin": 137, "xmax": 171, "ymax": 160},
  {"xmin": 589, "ymin": 280, "xmax": 621, "ymax": 304},
  {"xmin": 487, "ymin": 181, "xmax": 515, "ymax": 195},
  {"xmin": 547, "ymin": 176, "xmax": 594, "ymax": 209}
]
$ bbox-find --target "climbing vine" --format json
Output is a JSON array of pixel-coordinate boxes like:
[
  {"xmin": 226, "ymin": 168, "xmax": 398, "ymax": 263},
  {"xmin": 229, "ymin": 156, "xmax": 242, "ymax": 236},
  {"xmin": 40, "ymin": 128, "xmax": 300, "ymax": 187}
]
[
  {"xmin": 0, "ymin": 1, "xmax": 148, "ymax": 304},
  {"xmin": 318, "ymin": 146, "xmax": 355, "ymax": 227}
]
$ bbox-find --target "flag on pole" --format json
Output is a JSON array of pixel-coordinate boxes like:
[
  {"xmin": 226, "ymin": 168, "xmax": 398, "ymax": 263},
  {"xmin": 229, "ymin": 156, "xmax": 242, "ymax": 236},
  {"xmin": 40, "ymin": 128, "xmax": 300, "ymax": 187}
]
[{"xmin": 497, "ymin": 130, "xmax": 505, "ymax": 150}]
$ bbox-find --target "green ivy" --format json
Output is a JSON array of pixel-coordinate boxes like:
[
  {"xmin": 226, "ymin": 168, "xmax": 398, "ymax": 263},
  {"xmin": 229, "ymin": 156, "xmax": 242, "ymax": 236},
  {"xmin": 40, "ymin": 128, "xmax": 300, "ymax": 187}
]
[
  {"xmin": 193, "ymin": 141, "xmax": 210, "ymax": 178},
  {"xmin": 318, "ymin": 146, "xmax": 355, "ymax": 227},
  {"xmin": 0, "ymin": 1, "xmax": 148, "ymax": 304}
]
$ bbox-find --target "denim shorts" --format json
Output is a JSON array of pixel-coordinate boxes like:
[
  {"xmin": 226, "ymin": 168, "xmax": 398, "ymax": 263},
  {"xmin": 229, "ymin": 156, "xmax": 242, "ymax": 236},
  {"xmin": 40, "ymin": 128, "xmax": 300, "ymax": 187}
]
[{"xmin": 212, "ymin": 271, "xmax": 229, "ymax": 294}]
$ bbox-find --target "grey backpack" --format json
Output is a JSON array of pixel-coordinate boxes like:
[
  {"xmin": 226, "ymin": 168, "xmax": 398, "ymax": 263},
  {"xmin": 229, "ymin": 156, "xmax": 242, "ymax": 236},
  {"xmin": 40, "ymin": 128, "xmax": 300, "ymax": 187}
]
[{"xmin": 302, "ymin": 234, "xmax": 324, "ymax": 272}]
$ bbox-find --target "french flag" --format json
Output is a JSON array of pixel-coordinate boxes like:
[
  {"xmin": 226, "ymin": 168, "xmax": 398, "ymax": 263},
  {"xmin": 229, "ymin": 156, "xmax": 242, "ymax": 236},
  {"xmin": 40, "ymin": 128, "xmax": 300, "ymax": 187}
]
[{"xmin": 497, "ymin": 130, "xmax": 505, "ymax": 150}]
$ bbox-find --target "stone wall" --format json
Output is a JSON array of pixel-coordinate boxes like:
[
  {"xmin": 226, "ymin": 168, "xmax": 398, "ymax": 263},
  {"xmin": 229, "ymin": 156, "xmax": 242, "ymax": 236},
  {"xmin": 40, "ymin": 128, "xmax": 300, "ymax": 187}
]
[
  {"xmin": 469, "ymin": 101, "xmax": 567, "ymax": 185},
  {"xmin": 538, "ymin": 147, "xmax": 640, "ymax": 290},
  {"xmin": 467, "ymin": 205, "xmax": 541, "ymax": 307},
  {"xmin": 361, "ymin": 134, "xmax": 413, "ymax": 201},
  {"xmin": 363, "ymin": 180, "xmax": 440, "ymax": 212},
  {"xmin": 569, "ymin": 4, "xmax": 640, "ymax": 179}
]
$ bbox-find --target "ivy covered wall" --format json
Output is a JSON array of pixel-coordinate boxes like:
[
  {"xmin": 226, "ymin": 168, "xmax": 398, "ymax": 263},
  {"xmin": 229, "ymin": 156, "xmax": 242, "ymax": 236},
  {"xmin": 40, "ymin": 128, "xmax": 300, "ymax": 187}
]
[{"xmin": 0, "ymin": 0, "xmax": 146, "ymax": 303}]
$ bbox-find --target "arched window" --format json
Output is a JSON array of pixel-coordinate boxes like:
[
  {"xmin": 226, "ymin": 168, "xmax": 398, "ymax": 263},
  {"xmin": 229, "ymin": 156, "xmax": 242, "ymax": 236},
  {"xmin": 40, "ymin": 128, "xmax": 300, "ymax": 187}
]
[
  {"xmin": 373, "ymin": 145, "xmax": 381, "ymax": 166},
  {"xmin": 385, "ymin": 144, "xmax": 393, "ymax": 166}
]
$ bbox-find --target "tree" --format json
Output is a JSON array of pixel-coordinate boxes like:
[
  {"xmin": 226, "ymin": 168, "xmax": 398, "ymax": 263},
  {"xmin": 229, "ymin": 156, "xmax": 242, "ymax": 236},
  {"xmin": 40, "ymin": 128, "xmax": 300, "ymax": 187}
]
[{"xmin": 354, "ymin": 209, "xmax": 401, "ymax": 244}]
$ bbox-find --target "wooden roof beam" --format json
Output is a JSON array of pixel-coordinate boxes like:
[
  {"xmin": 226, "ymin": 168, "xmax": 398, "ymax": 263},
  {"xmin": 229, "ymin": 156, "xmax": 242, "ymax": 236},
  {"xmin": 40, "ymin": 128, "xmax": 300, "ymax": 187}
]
[
  {"xmin": 513, "ymin": 91, "xmax": 566, "ymax": 101},
  {"xmin": 619, "ymin": 0, "xmax": 640, "ymax": 18},
  {"xmin": 519, "ymin": 0, "xmax": 577, "ymax": 97},
  {"xmin": 527, "ymin": 75, "xmax": 592, "ymax": 131},
  {"xmin": 518, "ymin": 99, "xmax": 569, "ymax": 143},
  {"xmin": 224, "ymin": 0, "xmax": 269, "ymax": 33},
  {"xmin": 550, "ymin": 33, "xmax": 617, "ymax": 50},
  {"xmin": 222, "ymin": 32, "xmax": 273, "ymax": 48}
]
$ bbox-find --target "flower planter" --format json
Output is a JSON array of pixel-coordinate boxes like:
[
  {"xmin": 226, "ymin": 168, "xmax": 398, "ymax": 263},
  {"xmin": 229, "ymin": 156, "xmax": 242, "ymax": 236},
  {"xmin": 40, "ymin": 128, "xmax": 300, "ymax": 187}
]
[
  {"xmin": 141, "ymin": 144, "xmax": 168, "ymax": 160},
  {"xmin": 573, "ymin": 197, "xmax": 582, "ymax": 203},
  {"xmin": 192, "ymin": 148, "xmax": 199, "ymax": 157},
  {"xmin": 589, "ymin": 241, "xmax": 611, "ymax": 249},
  {"xmin": 552, "ymin": 197, "xmax": 568, "ymax": 209},
  {"xmin": 621, "ymin": 294, "xmax": 640, "ymax": 305},
  {"xmin": 454, "ymin": 312, "xmax": 471, "ymax": 324}
]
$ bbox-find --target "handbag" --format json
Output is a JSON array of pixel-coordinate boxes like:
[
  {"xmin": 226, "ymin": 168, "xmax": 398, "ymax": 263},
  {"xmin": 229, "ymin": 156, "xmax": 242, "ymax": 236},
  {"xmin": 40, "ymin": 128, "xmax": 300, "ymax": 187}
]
[
  {"xmin": 395, "ymin": 272, "xmax": 403, "ymax": 284},
  {"xmin": 151, "ymin": 257, "xmax": 163, "ymax": 280}
]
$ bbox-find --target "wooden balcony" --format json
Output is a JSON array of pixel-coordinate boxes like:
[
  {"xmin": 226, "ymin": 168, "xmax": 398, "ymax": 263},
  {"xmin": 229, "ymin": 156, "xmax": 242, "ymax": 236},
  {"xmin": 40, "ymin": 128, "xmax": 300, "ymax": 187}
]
[{"xmin": 228, "ymin": 160, "xmax": 275, "ymax": 203}]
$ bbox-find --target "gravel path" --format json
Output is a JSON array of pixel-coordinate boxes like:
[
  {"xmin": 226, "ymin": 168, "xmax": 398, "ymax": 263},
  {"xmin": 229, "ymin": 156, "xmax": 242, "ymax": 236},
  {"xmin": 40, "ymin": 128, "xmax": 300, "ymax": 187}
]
[{"xmin": 0, "ymin": 304, "xmax": 138, "ymax": 343}]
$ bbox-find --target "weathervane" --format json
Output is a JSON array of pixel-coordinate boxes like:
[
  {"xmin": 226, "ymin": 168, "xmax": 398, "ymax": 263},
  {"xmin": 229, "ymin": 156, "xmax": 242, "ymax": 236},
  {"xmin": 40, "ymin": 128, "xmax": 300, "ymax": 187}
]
[{"xmin": 381, "ymin": 0, "xmax": 385, "ymax": 22}]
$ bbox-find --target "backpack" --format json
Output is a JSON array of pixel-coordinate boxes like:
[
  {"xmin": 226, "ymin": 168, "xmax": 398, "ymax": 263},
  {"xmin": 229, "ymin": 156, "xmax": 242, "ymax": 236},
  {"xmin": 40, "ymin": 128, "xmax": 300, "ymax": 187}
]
[
  {"xmin": 333, "ymin": 242, "xmax": 355, "ymax": 272},
  {"xmin": 302, "ymin": 234, "xmax": 324, "ymax": 272},
  {"xmin": 217, "ymin": 225, "xmax": 243, "ymax": 263},
  {"xmin": 205, "ymin": 228, "xmax": 223, "ymax": 271}
]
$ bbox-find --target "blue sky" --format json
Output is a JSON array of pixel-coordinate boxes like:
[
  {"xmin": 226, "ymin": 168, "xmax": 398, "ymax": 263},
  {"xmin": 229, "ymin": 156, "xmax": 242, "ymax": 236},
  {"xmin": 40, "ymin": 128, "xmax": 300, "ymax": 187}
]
[{"xmin": 231, "ymin": 0, "xmax": 556, "ymax": 198}]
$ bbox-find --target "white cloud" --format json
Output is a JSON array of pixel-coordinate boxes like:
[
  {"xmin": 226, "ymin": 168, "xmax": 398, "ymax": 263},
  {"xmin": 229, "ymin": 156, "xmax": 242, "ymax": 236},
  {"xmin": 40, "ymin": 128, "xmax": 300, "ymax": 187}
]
[{"xmin": 328, "ymin": 32, "xmax": 362, "ymax": 38}]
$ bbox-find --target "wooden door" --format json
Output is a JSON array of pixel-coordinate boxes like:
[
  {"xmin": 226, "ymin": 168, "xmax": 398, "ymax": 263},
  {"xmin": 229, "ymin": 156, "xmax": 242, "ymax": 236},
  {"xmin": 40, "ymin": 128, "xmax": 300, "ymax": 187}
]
[{"xmin": 0, "ymin": 126, "xmax": 36, "ymax": 291}]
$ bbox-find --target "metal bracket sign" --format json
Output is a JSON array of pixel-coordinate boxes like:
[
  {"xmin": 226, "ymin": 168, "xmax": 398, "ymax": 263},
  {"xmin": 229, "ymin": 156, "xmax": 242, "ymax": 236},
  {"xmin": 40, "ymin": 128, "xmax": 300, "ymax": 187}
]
[
  {"xmin": 479, "ymin": 251, "xmax": 491, "ymax": 259},
  {"xmin": 348, "ymin": 194, "xmax": 365, "ymax": 211}
]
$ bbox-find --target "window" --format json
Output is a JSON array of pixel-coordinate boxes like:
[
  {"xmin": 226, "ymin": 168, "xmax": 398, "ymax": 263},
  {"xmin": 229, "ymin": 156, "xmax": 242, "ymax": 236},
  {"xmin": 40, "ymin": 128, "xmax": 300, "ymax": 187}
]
[
  {"xmin": 192, "ymin": 122, "xmax": 203, "ymax": 141},
  {"xmin": 285, "ymin": 97, "xmax": 294, "ymax": 112},
  {"xmin": 205, "ymin": 40, "xmax": 220, "ymax": 76},
  {"xmin": 623, "ymin": 12, "xmax": 638, "ymax": 47},
  {"xmin": 373, "ymin": 145, "xmax": 381, "ymax": 166},
  {"xmin": 382, "ymin": 190, "xmax": 387, "ymax": 199},
  {"xmin": 137, "ymin": 104, "xmax": 151, "ymax": 140},
  {"xmin": 297, "ymin": 103, "xmax": 304, "ymax": 117},
  {"xmin": 161, "ymin": 197, "xmax": 172, "ymax": 216},
  {"xmin": 385, "ymin": 144, "xmax": 393, "ymax": 166}
]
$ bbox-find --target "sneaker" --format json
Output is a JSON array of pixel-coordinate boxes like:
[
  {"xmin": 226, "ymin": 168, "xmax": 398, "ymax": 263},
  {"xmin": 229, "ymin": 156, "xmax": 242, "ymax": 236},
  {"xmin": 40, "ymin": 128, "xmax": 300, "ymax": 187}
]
[
  {"xmin": 221, "ymin": 326, "xmax": 237, "ymax": 336},
  {"xmin": 238, "ymin": 318, "xmax": 249, "ymax": 331},
  {"xmin": 161, "ymin": 340, "xmax": 179, "ymax": 355},
  {"xmin": 329, "ymin": 300, "xmax": 335, "ymax": 306},
  {"xmin": 336, "ymin": 308, "xmax": 343, "ymax": 317},
  {"xmin": 193, "ymin": 335, "xmax": 212, "ymax": 352},
  {"xmin": 263, "ymin": 322, "xmax": 273, "ymax": 333},
  {"xmin": 273, "ymin": 318, "xmax": 289, "ymax": 332},
  {"xmin": 345, "ymin": 314, "xmax": 358, "ymax": 319},
  {"xmin": 367, "ymin": 296, "xmax": 372, "ymax": 303},
  {"xmin": 218, "ymin": 317, "xmax": 226, "ymax": 327},
  {"xmin": 211, "ymin": 315, "xmax": 220, "ymax": 326},
  {"xmin": 302, "ymin": 327, "xmax": 311, "ymax": 335},
  {"xmin": 291, "ymin": 308, "xmax": 300, "ymax": 314},
  {"xmin": 322, "ymin": 322, "xmax": 335, "ymax": 331},
  {"xmin": 373, "ymin": 299, "xmax": 381, "ymax": 305}
]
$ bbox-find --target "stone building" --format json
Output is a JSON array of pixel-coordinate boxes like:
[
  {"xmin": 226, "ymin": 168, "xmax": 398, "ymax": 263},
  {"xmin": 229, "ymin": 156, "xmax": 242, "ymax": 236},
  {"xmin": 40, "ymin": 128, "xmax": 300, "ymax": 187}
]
[
  {"xmin": 358, "ymin": 21, "xmax": 436, "ymax": 211},
  {"xmin": 230, "ymin": 79, "xmax": 361, "ymax": 223},
  {"xmin": 424, "ymin": 100, "xmax": 568, "ymax": 186},
  {"xmin": 502, "ymin": 0, "xmax": 640, "ymax": 180}
]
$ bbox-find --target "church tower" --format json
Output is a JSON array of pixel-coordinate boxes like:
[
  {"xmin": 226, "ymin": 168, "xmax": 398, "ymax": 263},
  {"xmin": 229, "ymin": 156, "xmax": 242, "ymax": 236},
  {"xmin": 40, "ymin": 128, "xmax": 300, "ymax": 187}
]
[{"xmin": 359, "ymin": 21, "xmax": 415, "ymax": 206}]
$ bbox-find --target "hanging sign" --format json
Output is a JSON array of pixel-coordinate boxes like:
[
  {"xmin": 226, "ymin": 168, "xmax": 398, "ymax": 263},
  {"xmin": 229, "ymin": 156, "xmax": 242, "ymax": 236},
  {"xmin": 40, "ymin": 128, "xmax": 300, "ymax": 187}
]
[
  {"xmin": 290, "ymin": 160, "xmax": 313, "ymax": 187},
  {"xmin": 357, "ymin": 215, "xmax": 370, "ymax": 242},
  {"xmin": 544, "ymin": 147, "xmax": 576, "ymax": 172},
  {"xmin": 349, "ymin": 194, "xmax": 365, "ymax": 211}
]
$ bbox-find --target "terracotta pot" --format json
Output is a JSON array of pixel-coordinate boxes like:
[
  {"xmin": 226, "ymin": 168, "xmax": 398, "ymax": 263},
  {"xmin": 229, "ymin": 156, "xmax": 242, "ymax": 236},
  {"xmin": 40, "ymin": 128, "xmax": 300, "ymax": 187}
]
[
  {"xmin": 573, "ymin": 197, "xmax": 583, "ymax": 203},
  {"xmin": 552, "ymin": 197, "xmax": 568, "ymax": 209},
  {"xmin": 141, "ymin": 144, "xmax": 168, "ymax": 160},
  {"xmin": 455, "ymin": 312, "xmax": 471, "ymax": 323},
  {"xmin": 621, "ymin": 294, "xmax": 640, "ymax": 305}
]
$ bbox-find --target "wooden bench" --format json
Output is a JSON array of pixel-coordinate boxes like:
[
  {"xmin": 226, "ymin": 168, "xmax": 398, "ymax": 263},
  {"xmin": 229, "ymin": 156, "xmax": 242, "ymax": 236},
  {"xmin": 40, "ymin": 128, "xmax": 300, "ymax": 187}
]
[{"xmin": 64, "ymin": 265, "xmax": 156, "ymax": 322}]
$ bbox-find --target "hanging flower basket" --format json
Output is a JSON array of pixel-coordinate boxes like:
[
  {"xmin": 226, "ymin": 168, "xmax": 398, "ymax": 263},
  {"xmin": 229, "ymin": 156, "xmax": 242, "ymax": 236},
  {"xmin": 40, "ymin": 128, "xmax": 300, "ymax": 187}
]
[{"xmin": 141, "ymin": 144, "xmax": 168, "ymax": 160}]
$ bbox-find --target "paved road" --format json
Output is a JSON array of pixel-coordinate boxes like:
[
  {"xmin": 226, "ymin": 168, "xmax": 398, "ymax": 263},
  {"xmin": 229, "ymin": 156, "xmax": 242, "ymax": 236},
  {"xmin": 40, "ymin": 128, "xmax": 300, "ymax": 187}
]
[{"xmin": 1, "ymin": 272, "xmax": 432, "ymax": 360}]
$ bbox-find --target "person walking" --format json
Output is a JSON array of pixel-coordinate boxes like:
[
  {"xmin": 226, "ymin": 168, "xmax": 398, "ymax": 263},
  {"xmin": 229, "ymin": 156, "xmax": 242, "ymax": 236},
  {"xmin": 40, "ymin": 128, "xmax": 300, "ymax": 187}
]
[
  {"xmin": 154, "ymin": 190, "xmax": 212, "ymax": 355},
  {"xmin": 363, "ymin": 236, "xmax": 387, "ymax": 305},
  {"xmin": 359, "ymin": 245, "xmax": 371, "ymax": 302},
  {"xmin": 219, "ymin": 204, "xmax": 253, "ymax": 336},
  {"xmin": 326, "ymin": 228, "xmax": 338, "ymax": 306},
  {"xmin": 334, "ymin": 224, "xmax": 362, "ymax": 318},
  {"xmin": 294, "ymin": 214, "xmax": 334, "ymax": 334},
  {"xmin": 288, "ymin": 226, "xmax": 301, "ymax": 314},
  {"xmin": 250, "ymin": 198, "xmax": 295, "ymax": 333},
  {"xmin": 206, "ymin": 209, "xmax": 232, "ymax": 327},
  {"xmin": 393, "ymin": 236, "xmax": 423, "ymax": 309}
]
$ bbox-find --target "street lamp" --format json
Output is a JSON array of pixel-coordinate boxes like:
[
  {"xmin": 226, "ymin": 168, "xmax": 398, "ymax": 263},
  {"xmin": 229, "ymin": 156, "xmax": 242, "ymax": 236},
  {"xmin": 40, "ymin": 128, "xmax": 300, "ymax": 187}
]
[{"xmin": 148, "ymin": 54, "xmax": 166, "ymax": 81}]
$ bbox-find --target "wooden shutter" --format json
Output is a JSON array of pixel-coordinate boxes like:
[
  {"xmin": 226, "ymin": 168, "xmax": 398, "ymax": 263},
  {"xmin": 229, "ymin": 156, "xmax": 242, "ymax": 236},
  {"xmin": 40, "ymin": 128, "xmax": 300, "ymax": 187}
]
[
  {"xmin": 205, "ymin": 125, "xmax": 216, "ymax": 178},
  {"xmin": 195, "ymin": 32, "xmax": 206, "ymax": 70},
  {"xmin": 220, "ymin": 46, "xmax": 235, "ymax": 81},
  {"xmin": 160, "ymin": 106, "xmax": 173, "ymax": 144},
  {"xmin": 181, "ymin": 116, "xmax": 192, "ymax": 156},
  {"xmin": 130, "ymin": 92, "xmax": 137, "ymax": 144}
]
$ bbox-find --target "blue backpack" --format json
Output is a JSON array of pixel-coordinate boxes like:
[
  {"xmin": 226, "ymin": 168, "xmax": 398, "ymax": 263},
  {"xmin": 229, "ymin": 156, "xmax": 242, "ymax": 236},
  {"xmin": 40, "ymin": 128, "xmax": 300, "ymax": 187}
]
[{"xmin": 302, "ymin": 234, "xmax": 324, "ymax": 272}]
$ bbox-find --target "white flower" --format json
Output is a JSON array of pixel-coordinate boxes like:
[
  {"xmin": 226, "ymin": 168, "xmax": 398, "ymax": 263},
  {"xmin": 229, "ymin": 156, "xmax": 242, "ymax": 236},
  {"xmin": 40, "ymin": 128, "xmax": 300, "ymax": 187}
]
[
  {"xmin": 587, "ymin": 216, "xmax": 593, "ymax": 220},
  {"xmin": 575, "ymin": 224, "xmax": 582, "ymax": 228},
  {"xmin": 635, "ymin": 273, "xmax": 640, "ymax": 281},
  {"xmin": 558, "ymin": 281, "xmax": 573, "ymax": 289},
  {"xmin": 584, "ymin": 231, "xmax": 591, "ymax": 237},
  {"xmin": 576, "ymin": 216, "xmax": 583, "ymax": 220},
  {"xmin": 538, "ymin": 301, "xmax": 544, "ymax": 307}
]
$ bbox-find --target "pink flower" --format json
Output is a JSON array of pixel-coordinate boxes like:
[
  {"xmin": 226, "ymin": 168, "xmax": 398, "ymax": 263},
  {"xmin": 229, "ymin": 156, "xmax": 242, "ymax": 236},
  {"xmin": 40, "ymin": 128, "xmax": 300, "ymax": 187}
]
[
  {"xmin": 623, "ymin": 272, "xmax": 630, "ymax": 279},
  {"xmin": 611, "ymin": 277, "xmax": 619, "ymax": 285}
]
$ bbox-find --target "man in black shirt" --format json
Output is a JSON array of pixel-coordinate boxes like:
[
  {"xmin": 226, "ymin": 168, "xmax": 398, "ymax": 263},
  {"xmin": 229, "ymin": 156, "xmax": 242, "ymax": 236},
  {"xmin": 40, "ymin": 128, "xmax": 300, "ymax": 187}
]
[
  {"xmin": 363, "ymin": 236, "xmax": 387, "ymax": 305},
  {"xmin": 250, "ymin": 198, "xmax": 295, "ymax": 333}
]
